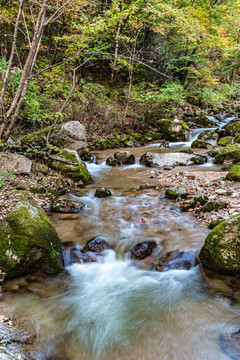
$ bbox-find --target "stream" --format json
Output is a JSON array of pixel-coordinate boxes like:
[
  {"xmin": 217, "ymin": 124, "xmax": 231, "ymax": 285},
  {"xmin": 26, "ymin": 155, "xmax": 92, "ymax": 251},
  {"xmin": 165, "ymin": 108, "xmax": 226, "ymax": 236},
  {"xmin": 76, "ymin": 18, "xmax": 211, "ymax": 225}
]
[{"xmin": 2, "ymin": 114, "xmax": 240, "ymax": 360}]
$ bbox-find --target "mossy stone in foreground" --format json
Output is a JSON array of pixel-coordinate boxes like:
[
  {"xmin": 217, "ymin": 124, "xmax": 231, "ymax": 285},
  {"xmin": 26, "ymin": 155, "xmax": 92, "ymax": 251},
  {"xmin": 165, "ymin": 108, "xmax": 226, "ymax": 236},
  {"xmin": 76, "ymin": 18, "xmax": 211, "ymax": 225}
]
[
  {"xmin": 226, "ymin": 163, "xmax": 240, "ymax": 181},
  {"xmin": 214, "ymin": 144, "xmax": 240, "ymax": 164},
  {"xmin": 0, "ymin": 192, "xmax": 63, "ymax": 279},
  {"xmin": 199, "ymin": 214, "xmax": 240, "ymax": 274}
]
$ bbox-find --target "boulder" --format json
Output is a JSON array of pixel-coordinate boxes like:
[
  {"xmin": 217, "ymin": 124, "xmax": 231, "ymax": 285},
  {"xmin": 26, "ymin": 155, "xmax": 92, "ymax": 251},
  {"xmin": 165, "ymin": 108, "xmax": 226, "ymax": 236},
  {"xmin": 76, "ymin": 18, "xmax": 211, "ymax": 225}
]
[
  {"xmin": 156, "ymin": 118, "xmax": 189, "ymax": 141},
  {"xmin": 50, "ymin": 121, "xmax": 88, "ymax": 152},
  {"xmin": 130, "ymin": 240, "xmax": 157, "ymax": 260},
  {"xmin": 153, "ymin": 250, "xmax": 199, "ymax": 271},
  {"xmin": 199, "ymin": 214, "xmax": 240, "ymax": 274},
  {"xmin": 106, "ymin": 156, "xmax": 121, "ymax": 166},
  {"xmin": 83, "ymin": 237, "xmax": 110, "ymax": 253},
  {"xmin": 217, "ymin": 137, "xmax": 234, "ymax": 147},
  {"xmin": 48, "ymin": 148, "xmax": 92, "ymax": 183},
  {"xmin": 95, "ymin": 188, "xmax": 112, "ymax": 198},
  {"xmin": 214, "ymin": 144, "xmax": 240, "ymax": 164},
  {"xmin": 191, "ymin": 139, "xmax": 212, "ymax": 149},
  {"xmin": 197, "ymin": 130, "xmax": 219, "ymax": 147},
  {"xmin": 0, "ymin": 153, "xmax": 32, "ymax": 175},
  {"xmin": 0, "ymin": 191, "xmax": 63, "ymax": 279},
  {"xmin": 114, "ymin": 151, "xmax": 135, "ymax": 164},
  {"xmin": 194, "ymin": 112, "xmax": 217, "ymax": 127},
  {"xmin": 32, "ymin": 162, "xmax": 49, "ymax": 175},
  {"xmin": 226, "ymin": 163, "xmax": 240, "ymax": 181},
  {"xmin": 165, "ymin": 186, "xmax": 187, "ymax": 200},
  {"xmin": 225, "ymin": 121, "xmax": 240, "ymax": 137},
  {"xmin": 139, "ymin": 152, "xmax": 207, "ymax": 167}
]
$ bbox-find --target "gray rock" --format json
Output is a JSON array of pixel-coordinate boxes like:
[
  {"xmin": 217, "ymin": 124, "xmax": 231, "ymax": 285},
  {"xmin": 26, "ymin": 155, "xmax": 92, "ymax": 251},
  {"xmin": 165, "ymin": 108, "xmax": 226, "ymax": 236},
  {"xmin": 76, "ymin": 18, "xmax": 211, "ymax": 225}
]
[
  {"xmin": 139, "ymin": 152, "xmax": 207, "ymax": 167},
  {"xmin": 0, "ymin": 321, "xmax": 30, "ymax": 360},
  {"xmin": 50, "ymin": 121, "xmax": 88, "ymax": 152},
  {"xmin": 114, "ymin": 151, "xmax": 135, "ymax": 164},
  {"xmin": 198, "ymin": 130, "xmax": 219, "ymax": 147},
  {"xmin": 0, "ymin": 154, "xmax": 32, "ymax": 175}
]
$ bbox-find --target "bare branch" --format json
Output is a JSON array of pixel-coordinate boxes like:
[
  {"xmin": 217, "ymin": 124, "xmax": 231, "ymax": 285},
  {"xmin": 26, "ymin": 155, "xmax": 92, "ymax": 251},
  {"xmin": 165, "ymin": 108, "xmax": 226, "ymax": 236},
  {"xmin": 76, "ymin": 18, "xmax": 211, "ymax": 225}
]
[
  {"xmin": 0, "ymin": 15, "xmax": 28, "ymax": 40},
  {"xmin": 45, "ymin": 0, "xmax": 73, "ymax": 25}
]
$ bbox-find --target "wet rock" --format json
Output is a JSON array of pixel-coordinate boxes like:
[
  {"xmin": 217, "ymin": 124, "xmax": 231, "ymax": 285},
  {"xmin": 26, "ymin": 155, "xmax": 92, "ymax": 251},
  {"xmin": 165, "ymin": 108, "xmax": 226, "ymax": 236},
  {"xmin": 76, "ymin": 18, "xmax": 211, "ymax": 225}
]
[
  {"xmin": 139, "ymin": 183, "xmax": 157, "ymax": 190},
  {"xmin": 165, "ymin": 186, "xmax": 187, "ymax": 200},
  {"xmin": 194, "ymin": 112, "xmax": 217, "ymax": 127},
  {"xmin": 198, "ymin": 130, "xmax": 219, "ymax": 147},
  {"xmin": 130, "ymin": 240, "xmax": 157, "ymax": 260},
  {"xmin": 95, "ymin": 188, "xmax": 112, "ymax": 198},
  {"xmin": 114, "ymin": 151, "xmax": 135, "ymax": 164},
  {"xmin": 0, "ymin": 321, "xmax": 30, "ymax": 360},
  {"xmin": 0, "ymin": 191, "xmax": 63, "ymax": 279},
  {"xmin": 226, "ymin": 163, "xmax": 240, "ymax": 181},
  {"xmin": 199, "ymin": 213, "xmax": 240, "ymax": 274},
  {"xmin": 52, "ymin": 199, "xmax": 84, "ymax": 213},
  {"xmin": 0, "ymin": 153, "xmax": 32, "ymax": 175},
  {"xmin": 220, "ymin": 329, "xmax": 240, "ymax": 360},
  {"xmin": 106, "ymin": 156, "xmax": 121, "ymax": 166},
  {"xmin": 153, "ymin": 250, "xmax": 199, "ymax": 271},
  {"xmin": 191, "ymin": 139, "xmax": 212, "ymax": 149},
  {"xmin": 83, "ymin": 237, "xmax": 110, "ymax": 253},
  {"xmin": 180, "ymin": 195, "xmax": 209, "ymax": 211},
  {"xmin": 202, "ymin": 201, "xmax": 228, "ymax": 213},
  {"xmin": 65, "ymin": 248, "xmax": 96, "ymax": 266},
  {"xmin": 139, "ymin": 152, "xmax": 207, "ymax": 168},
  {"xmin": 50, "ymin": 121, "xmax": 88, "ymax": 152}
]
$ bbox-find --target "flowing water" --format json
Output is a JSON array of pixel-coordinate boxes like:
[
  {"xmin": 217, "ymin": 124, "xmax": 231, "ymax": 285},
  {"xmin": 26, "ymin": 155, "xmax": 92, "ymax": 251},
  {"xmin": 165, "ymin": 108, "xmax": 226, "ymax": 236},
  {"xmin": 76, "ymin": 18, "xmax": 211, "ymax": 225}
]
[{"xmin": 3, "ymin": 117, "xmax": 240, "ymax": 360}]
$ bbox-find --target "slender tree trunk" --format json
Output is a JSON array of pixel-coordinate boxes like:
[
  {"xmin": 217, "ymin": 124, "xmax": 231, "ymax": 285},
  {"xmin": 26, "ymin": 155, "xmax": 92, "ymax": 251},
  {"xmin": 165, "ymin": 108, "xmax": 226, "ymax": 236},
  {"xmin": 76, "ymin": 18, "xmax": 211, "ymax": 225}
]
[
  {"xmin": 230, "ymin": 29, "xmax": 240, "ymax": 85},
  {"xmin": 0, "ymin": 0, "xmax": 24, "ymax": 126},
  {"xmin": 111, "ymin": 22, "xmax": 121, "ymax": 80},
  {"xmin": 0, "ymin": 0, "xmax": 47, "ymax": 140}
]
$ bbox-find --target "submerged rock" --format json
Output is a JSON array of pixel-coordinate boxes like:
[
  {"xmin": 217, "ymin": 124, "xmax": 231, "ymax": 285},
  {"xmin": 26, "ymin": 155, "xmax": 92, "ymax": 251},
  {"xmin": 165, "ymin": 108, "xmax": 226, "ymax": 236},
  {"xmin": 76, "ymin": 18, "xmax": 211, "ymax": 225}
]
[
  {"xmin": 114, "ymin": 151, "xmax": 135, "ymax": 164},
  {"xmin": 0, "ymin": 191, "xmax": 63, "ymax": 279},
  {"xmin": 83, "ymin": 237, "xmax": 110, "ymax": 253},
  {"xmin": 95, "ymin": 188, "xmax": 112, "ymax": 198},
  {"xmin": 130, "ymin": 240, "xmax": 157, "ymax": 260},
  {"xmin": 220, "ymin": 329, "xmax": 240, "ymax": 360},
  {"xmin": 199, "ymin": 213, "xmax": 240, "ymax": 274},
  {"xmin": 153, "ymin": 250, "xmax": 199, "ymax": 271},
  {"xmin": 139, "ymin": 152, "xmax": 207, "ymax": 167}
]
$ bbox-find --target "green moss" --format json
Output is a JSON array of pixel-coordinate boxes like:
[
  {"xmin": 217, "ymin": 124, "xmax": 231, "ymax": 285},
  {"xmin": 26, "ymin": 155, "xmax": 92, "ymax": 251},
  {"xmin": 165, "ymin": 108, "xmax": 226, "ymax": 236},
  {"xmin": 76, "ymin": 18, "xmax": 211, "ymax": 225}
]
[
  {"xmin": 226, "ymin": 163, "xmax": 240, "ymax": 181},
  {"xmin": 217, "ymin": 137, "xmax": 234, "ymax": 147},
  {"xmin": 0, "ymin": 191, "xmax": 63, "ymax": 279},
  {"xmin": 225, "ymin": 121, "xmax": 240, "ymax": 136},
  {"xmin": 214, "ymin": 144, "xmax": 240, "ymax": 164},
  {"xmin": 157, "ymin": 119, "xmax": 189, "ymax": 141},
  {"xmin": 191, "ymin": 139, "xmax": 210, "ymax": 149},
  {"xmin": 199, "ymin": 213, "xmax": 240, "ymax": 274},
  {"xmin": 202, "ymin": 201, "xmax": 228, "ymax": 212}
]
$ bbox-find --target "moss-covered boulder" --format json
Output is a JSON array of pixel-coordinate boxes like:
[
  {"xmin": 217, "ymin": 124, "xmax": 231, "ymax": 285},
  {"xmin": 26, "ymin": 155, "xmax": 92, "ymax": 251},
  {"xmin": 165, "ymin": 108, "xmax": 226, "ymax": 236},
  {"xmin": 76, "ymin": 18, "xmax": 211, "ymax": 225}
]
[
  {"xmin": 198, "ymin": 130, "xmax": 219, "ymax": 146},
  {"xmin": 32, "ymin": 163, "xmax": 49, "ymax": 175},
  {"xmin": 180, "ymin": 195, "xmax": 208, "ymax": 211},
  {"xmin": 0, "ymin": 191, "xmax": 63, "ymax": 279},
  {"xmin": 157, "ymin": 119, "xmax": 189, "ymax": 141},
  {"xmin": 226, "ymin": 163, "xmax": 240, "ymax": 181},
  {"xmin": 225, "ymin": 121, "xmax": 240, "ymax": 137},
  {"xmin": 48, "ymin": 148, "xmax": 92, "ymax": 183},
  {"xmin": 165, "ymin": 186, "xmax": 187, "ymax": 200},
  {"xmin": 191, "ymin": 139, "xmax": 211, "ymax": 149},
  {"xmin": 194, "ymin": 112, "xmax": 217, "ymax": 127},
  {"xmin": 217, "ymin": 137, "xmax": 234, "ymax": 147},
  {"xmin": 202, "ymin": 201, "xmax": 228, "ymax": 213},
  {"xmin": 199, "ymin": 214, "xmax": 240, "ymax": 274},
  {"xmin": 214, "ymin": 144, "xmax": 240, "ymax": 164}
]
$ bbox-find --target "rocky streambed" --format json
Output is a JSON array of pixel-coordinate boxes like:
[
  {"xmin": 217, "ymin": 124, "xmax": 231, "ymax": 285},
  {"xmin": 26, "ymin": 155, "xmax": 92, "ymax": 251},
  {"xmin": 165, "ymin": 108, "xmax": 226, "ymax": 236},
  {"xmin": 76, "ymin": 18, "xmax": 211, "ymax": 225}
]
[{"xmin": 1, "ymin": 114, "xmax": 240, "ymax": 359}]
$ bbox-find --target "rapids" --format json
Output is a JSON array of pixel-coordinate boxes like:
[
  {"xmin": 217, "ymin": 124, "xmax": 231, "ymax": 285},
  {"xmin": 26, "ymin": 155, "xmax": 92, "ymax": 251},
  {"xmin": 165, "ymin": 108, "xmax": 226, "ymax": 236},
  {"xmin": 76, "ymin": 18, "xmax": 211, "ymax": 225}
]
[{"xmin": 3, "ymin": 114, "xmax": 240, "ymax": 360}]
